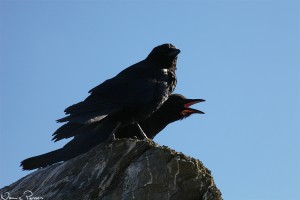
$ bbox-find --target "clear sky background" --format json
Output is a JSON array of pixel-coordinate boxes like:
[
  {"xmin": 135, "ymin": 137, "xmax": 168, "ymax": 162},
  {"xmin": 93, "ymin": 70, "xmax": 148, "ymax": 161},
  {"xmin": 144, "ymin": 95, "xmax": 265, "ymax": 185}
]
[{"xmin": 1, "ymin": 1, "xmax": 299, "ymax": 199}]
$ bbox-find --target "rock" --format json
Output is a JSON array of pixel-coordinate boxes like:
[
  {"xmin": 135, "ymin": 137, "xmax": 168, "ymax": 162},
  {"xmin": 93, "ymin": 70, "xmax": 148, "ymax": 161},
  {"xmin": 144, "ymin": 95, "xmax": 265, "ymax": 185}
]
[{"xmin": 0, "ymin": 139, "xmax": 222, "ymax": 200}]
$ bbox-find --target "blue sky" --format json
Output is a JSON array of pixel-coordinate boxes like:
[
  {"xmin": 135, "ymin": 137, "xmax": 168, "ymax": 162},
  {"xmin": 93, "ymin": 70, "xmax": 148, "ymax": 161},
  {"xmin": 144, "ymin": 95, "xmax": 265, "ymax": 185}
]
[{"xmin": 1, "ymin": 1, "xmax": 299, "ymax": 199}]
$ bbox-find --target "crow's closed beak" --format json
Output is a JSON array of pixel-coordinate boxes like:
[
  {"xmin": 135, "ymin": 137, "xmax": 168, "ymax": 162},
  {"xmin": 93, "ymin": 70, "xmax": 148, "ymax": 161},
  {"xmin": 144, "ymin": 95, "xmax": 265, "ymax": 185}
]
[{"xmin": 168, "ymin": 49, "xmax": 181, "ymax": 57}]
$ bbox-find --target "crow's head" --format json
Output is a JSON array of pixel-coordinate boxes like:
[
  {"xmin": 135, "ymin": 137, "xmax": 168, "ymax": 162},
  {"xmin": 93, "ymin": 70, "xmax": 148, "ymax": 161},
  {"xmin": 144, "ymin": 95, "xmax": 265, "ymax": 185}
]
[
  {"xmin": 157, "ymin": 94, "xmax": 205, "ymax": 122},
  {"xmin": 146, "ymin": 43, "xmax": 180, "ymax": 69}
]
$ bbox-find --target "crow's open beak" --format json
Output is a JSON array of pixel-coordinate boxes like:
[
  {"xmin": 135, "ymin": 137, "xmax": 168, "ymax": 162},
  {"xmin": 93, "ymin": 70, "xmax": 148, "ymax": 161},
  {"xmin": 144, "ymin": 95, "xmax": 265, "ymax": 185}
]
[{"xmin": 182, "ymin": 99, "xmax": 205, "ymax": 115}]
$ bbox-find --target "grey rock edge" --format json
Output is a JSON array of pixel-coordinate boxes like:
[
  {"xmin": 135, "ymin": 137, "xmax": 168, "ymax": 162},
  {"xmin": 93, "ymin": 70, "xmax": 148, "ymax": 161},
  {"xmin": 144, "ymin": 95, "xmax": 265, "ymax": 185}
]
[{"xmin": 0, "ymin": 139, "xmax": 222, "ymax": 200}]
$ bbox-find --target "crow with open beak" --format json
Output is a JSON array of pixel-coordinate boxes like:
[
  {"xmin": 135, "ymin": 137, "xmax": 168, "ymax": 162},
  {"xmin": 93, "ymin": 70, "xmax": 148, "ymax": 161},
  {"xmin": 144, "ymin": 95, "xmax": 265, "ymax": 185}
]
[
  {"xmin": 21, "ymin": 94, "xmax": 205, "ymax": 170},
  {"xmin": 118, "ymin": 94, "xmax": 205, "ymax": 139}
]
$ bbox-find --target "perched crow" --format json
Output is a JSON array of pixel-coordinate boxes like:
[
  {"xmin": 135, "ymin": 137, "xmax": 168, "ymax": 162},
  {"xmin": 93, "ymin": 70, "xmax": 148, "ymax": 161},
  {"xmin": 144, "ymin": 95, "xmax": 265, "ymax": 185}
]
[
  {"xmin": 117, "ymin": 94, "xmax": 205, "ymax": 139},
  {"xmin": 21, "ymin": 94, "xmax": 205, "ymax": 170},
  {"xmin": 56, "ymin": 43, "xmax": 180, "ymax": 139}
]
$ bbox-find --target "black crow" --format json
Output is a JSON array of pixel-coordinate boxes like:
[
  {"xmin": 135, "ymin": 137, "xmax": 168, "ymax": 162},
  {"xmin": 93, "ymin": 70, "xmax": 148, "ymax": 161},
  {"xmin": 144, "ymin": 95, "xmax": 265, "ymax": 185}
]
[
  {"xmin": 56, "ymin": 43, "xmax": 180, "ymax": 138},
  {"xmin": 21, "ymin": 94, "xmax": 205, "ymax": 170}
]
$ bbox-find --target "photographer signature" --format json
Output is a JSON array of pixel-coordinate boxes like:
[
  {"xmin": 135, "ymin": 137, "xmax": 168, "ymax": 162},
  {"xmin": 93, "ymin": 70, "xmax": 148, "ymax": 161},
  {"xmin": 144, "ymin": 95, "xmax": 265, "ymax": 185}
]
[{"xmin": 1, "ymin": 190, "xmax": 43, "ymax": 200}]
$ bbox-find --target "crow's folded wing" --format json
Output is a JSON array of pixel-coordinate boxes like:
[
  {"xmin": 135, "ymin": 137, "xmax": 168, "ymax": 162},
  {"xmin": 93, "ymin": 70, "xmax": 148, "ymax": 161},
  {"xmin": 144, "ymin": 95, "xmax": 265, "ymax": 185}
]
[{"xmin": 57, "ymin": 76, "xmax": 157, "ymax": 123}]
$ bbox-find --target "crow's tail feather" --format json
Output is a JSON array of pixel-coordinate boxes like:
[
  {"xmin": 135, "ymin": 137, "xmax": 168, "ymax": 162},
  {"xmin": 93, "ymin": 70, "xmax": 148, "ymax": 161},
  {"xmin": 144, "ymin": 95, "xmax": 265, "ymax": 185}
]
[
  {"xmin": 20, "ymin": 149, "xmax": 64, "ymax": 170},
  {"xmin": 22, "ymin": 118, "xmax": 121, "ymax": 170}
]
